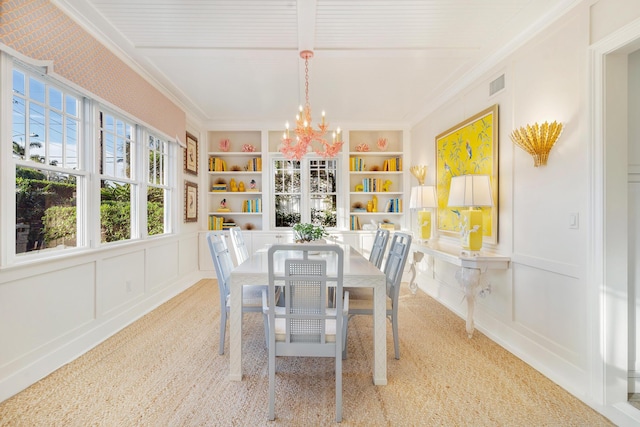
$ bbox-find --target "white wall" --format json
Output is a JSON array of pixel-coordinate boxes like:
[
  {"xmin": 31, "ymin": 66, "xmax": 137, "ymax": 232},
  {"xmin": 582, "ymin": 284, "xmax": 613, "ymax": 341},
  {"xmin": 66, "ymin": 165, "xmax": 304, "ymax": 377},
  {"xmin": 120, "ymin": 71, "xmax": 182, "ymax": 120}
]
[
  {"xmin": 410, "ymin": 1, "xmax": 640, "ymax": 424},
  {"xmin": 0, "ymin": 233, "xmax": 202, "ymax": 402}
]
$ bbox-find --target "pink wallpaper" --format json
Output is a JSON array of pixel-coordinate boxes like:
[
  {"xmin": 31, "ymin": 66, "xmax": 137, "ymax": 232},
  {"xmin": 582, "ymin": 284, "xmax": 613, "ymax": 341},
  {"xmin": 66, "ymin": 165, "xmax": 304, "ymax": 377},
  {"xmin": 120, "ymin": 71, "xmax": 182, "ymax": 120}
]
[{"xmin": 0, "ymin": 0, "xmax": 186, "ymax": 139}]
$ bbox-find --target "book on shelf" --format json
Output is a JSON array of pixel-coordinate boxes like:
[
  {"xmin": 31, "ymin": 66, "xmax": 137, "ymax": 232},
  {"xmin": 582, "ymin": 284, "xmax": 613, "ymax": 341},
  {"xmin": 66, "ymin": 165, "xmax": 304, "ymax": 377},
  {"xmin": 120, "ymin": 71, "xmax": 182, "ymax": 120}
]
[
  {"xmin": 383, "ymin": 198, "xmax": 403, "ymax": 212},
  {"xmin": 208, "ymin": 215, "xmax": 224, "ymax": 230},
  {"xmin": 349, "ymin": 157, "xmax": 365, "ymax": 171},
  {"xmin": 382, "ymin": 157, "xmax": 402, "ymax": 171},
  {"xmin": 350, "ymin": 215, "xmax": 362, "ymax": 231},
  {"xmin": 209, "ymin": 157, "xmax": 228, "ymax": 172},
  {"xmin": 246, "ymin": 157, "xmax": 262, "ymax": 171},
  {"xmin": 361, "ymin": 178, "xmax": 385, "ymax": 192},
  {"xmin": 242, "ymin": 198, "xmax": 262, "ymax": 213}
]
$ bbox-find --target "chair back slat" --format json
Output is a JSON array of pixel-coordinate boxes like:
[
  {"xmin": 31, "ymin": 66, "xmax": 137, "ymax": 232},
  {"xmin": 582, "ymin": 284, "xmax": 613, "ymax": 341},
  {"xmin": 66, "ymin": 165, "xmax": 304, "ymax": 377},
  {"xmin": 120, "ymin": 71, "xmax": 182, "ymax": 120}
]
[
  {"xmin": 383, "ymin": 233, "xmax": 412, "ymax": 299},
  {"xmin": 207, "ymin": 232, "xmax": 234, "ymax": 302},
  {"xmin": 369, "ymin": 228, "xmax": 390, "ymax": 269},
  {"xmin": 229, "ymin": 226, "xmax": 250, "ymax": 265}
]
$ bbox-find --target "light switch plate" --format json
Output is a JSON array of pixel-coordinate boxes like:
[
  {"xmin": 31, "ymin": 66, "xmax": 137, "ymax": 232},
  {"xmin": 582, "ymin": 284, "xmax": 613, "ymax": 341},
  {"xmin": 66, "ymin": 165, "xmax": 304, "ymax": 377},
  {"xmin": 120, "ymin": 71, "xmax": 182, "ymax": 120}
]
[{"xmin": 569, "ymin": 212, "xmax": 579, "ymax": 229}]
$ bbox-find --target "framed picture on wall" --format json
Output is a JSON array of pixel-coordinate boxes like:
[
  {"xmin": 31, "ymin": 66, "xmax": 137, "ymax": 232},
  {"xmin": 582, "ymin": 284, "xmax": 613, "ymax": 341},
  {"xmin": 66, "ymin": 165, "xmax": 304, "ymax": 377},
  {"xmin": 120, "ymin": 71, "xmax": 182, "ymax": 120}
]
[
  {"xmin": 435, "ymin": 104, "xmax": 499, "ymax": 244},
  {"xmin": 185, "ymin": 132, "xmax": 198, "ymax": 175},
  {"xmin": 184, "ymin": 181, "xmax": 198, "ymax": 222}
]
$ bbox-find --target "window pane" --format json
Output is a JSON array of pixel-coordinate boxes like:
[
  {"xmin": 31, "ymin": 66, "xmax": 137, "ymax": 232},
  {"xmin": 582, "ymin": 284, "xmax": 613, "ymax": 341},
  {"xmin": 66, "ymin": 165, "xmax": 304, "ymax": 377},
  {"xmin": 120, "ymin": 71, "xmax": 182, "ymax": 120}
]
[
  {"xmin": 311, "ymin": 195, "xmax": 337, "ymax": 227},
  {"xmin": 65, "ymin": 94, "xmax": 78, "ymax": 117},
  {"xmin": 148, "ymin": 135, "xmax": 167, "ymax": 185},
  {"xmin": 29, "ymin": 76, "xmax": 45, "ymax": 103},
  {"xmin": 13, "ymin": 69, "xmax": 25, "ymax": 95},
  {"xmin": 29, "ymin": 103, "xmax": 45, "ymax": 163},
  {"xmin": 12, "ymin": 96, "xmax": 26, "ymax": 159},
  {"xmin": 147, "ymin": 187, "xmax": 165, "ymax": 236},
  {"xmin": 49, "ymin": 87, "xmax": 63, "ymax": 110},
  {"xmin": 49, "ymin": 110, "xmax": 63, "ymax": 167},
  {"xmin": 15, "ymin": 166, "xmax": 78, "ymax": 253},
  {"xmin": 66, "ymin": 119, "xmax": 78, "ymax": 169},
  {"xmin": 103, "ymin": 133, "xmax": 115, "ymax": 175},
  {"xmin": 275, "ymin": 195, "xmax": 300, "ymax": 227},
  {"xmin": 100, "ymin": 180, "xmax": 132, "ymax": 243}
]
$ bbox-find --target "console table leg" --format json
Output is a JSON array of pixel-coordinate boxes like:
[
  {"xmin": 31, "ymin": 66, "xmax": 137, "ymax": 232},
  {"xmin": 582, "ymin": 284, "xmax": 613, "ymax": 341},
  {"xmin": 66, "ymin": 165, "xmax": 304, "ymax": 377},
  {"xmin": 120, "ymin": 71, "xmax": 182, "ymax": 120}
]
[{"xmin": 455, "ymin": 266, "xmax": 482, "ymax": 338}]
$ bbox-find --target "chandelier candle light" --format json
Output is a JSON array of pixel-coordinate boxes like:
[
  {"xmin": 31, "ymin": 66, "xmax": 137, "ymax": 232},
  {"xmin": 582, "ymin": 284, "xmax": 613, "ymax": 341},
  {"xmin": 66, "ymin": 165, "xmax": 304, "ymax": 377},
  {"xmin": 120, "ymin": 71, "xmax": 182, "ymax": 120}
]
[{"xmin": 281, "ymin": 50, "xmax": 343, "ymax": 160}]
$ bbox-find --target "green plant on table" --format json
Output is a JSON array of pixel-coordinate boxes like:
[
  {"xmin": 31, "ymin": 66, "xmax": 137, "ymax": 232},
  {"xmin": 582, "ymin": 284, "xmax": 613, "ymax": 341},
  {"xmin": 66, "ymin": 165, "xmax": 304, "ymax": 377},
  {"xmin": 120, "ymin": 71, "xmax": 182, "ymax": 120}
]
[{"xmin": 292, "ymin": 223, "xmax": 328, "ymax": 243}]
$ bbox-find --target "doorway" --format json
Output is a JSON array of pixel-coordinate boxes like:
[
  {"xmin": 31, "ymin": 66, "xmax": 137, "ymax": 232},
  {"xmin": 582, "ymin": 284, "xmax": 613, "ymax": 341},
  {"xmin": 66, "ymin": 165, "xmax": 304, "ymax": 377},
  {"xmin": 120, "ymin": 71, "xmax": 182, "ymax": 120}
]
[{"xmin": 592, "ymin": 21, "xmax": 640, "ymax": 420}]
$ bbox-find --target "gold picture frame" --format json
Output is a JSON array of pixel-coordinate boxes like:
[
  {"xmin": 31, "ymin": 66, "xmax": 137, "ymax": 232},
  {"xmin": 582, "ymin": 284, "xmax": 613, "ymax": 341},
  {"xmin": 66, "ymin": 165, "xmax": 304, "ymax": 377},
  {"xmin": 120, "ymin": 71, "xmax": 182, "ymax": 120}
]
[
  {"xmin": 185, "ymin": 132, "xmax": 198, "ymax": 175},
  {"xmin": 184, "ymin": 181, "xmax": 198, "ymax": 222},
  {"xmin": 435, "ymin": 104, "xmax": 499, "ymax": 243}
]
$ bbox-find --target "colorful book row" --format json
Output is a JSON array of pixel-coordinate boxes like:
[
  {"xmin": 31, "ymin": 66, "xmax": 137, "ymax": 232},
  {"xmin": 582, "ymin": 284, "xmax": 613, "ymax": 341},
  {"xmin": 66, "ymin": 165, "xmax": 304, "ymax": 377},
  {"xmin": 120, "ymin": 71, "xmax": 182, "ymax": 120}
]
[
  {"xmin": 209, "ymin": 157, "xmax": 227, "ymax": 171},
  {"xmin": 246, "ymin": 157, "xmax": 262, "ymax": 171},
  {"xmin": 242, "ymin": 198, "xmax": 262, "ymax": 213},
  {"xmin": 349, "ymin": 157, "xmax": 366, "ymax": 171},
  {"xmin": 384, "ymin": 198, "xmax": 403, "ymax": 212},
  {"xmin": 350, "ymin": 215, "xmax": 362, "ymax": 230},
  {"xmin": 382, "ymin": 157, "xmax": 402, "ymax": 171},
  {"xmin": 360, "ymin": 178, "xmax": 389, "ymax": 192}
]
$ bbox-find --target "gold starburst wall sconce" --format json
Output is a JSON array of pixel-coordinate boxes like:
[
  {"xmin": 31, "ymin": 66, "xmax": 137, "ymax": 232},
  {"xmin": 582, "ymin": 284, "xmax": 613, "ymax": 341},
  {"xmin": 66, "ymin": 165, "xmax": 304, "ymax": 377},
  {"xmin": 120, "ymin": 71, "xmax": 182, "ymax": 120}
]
[
  {"xmin": 509, "ymin": 121, "xmax": 564, "ymax": 167},
  {"xmin": 410, "ymin": 165, "xmax": 427, "ymax": 185}
]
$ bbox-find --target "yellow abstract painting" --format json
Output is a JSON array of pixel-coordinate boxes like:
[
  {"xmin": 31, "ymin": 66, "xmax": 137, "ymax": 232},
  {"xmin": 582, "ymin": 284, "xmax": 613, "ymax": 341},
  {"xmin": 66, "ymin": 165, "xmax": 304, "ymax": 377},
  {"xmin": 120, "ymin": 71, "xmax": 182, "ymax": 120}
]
[{"xmin": 436, "ymin": 105, "xmax": 499, "ymax": 243}]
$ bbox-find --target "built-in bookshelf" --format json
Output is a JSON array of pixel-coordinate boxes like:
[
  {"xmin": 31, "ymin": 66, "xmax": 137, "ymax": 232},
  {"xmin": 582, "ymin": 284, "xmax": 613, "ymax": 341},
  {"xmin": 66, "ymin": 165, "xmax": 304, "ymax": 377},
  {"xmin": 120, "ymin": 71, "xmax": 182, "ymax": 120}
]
[
  {"xmin": 207, "ymin": 131, "xmax": 263, "ymax": 231},
  {"xmin": 348, "ymin": 130, "xmax": 404, "ymax": 231}
]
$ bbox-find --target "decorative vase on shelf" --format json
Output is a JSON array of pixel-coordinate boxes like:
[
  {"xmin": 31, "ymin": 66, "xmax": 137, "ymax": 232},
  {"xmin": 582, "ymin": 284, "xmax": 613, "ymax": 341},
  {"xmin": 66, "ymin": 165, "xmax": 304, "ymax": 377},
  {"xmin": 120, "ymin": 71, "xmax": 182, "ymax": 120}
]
[
  {"xmin": 377, "ymin": 138, "xmax": 388, "ymax": 151},
  {"xmin": 219, "ymin": 138, "xmax": 230, "ymax": 152},
  {"xmin": 356, "ymin": 143, "xmax": 370, "ymax": 152}
]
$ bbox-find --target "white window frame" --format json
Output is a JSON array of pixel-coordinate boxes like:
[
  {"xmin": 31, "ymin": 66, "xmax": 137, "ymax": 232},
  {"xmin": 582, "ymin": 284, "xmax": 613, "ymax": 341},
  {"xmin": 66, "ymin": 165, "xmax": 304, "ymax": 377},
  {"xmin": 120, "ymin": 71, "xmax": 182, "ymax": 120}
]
[{"xmin": 0, "ymin": 52, "xmax": 177, "ymax": 266}]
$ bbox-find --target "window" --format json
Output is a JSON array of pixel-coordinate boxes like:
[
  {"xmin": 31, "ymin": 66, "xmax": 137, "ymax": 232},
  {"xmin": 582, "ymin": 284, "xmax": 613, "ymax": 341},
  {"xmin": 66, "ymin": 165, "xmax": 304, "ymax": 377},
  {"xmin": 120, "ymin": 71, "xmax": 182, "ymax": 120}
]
[
  {"xmin": 8, "ymin": 60, "xmax": 175, "ymax": 260},
  {"xmin": 273, "ymin": 159, "xmax": 301, "ymax": 227},
  {"xmin": 309, "ymin": 159, "xmax": 337, "ymax": 227},
  {"xmin": 12, "ymin": 67, "xmax": 84, "ymax": 254},
  {"xmin": 99, "ymin": 110, "xmax": 136, "ymax": 243},
  {"xmin": 147, "ymin": 134, "xmax": 170, "ymax": 236},
  {"xmin": 272, "ymin": 158, "xmax": 338, "ymax": 228}
]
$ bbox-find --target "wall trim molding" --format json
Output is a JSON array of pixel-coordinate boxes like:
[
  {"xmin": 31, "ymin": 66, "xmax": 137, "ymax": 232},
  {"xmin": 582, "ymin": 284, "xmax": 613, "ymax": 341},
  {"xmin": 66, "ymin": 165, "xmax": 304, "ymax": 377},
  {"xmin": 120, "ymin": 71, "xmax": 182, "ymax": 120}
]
[{"xmin": 510, "ymin": 252, "xmax": 580, "ymax": 279}]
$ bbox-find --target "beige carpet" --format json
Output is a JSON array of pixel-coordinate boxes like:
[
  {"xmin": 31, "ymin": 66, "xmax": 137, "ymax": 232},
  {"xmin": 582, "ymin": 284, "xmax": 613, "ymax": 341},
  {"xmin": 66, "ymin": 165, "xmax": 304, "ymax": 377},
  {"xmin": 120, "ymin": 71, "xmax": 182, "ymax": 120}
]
[{"xmin": 0, "ymin": 279, "xmax": 613, "ymax": 426}]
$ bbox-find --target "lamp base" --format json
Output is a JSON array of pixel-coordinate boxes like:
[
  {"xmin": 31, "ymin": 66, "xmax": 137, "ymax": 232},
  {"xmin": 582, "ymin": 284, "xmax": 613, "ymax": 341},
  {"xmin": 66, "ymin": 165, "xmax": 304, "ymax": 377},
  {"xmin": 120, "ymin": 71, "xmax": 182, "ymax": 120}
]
[
  {"xmin": 461, "ymin": 209, "xmax": 483, "ymax": 251},
  {"xmin": 417, "ymin": 210, "xmax": 431, "ymax": 240}
]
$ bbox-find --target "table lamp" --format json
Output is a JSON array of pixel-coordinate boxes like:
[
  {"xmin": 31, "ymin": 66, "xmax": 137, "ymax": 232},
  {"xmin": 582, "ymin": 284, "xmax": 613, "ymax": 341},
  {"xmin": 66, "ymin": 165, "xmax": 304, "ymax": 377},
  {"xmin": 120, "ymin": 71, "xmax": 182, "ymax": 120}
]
[
  {"xmin": 410, "ymin": 185, "xmax": 437, "ymax": 240},
  {"xmin": 446, "ymin": 175, "xmax": 493, "ymax": 252}
]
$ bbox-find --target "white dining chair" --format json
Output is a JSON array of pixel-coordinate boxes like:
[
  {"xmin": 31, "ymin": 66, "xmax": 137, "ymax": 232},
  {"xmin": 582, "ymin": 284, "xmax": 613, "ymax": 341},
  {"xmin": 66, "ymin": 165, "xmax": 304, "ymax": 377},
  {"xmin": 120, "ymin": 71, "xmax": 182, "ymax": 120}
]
[
  {"xmin": 263, "ymin": 244, "xmax": 349, "ymax": 422},
  {"xmin": 207, "ymin": 232, "xmax": 269, "ymax": 355},
  {"xmin": 345, "ymin": 232, "xmax": 412, "ymax": 359}
]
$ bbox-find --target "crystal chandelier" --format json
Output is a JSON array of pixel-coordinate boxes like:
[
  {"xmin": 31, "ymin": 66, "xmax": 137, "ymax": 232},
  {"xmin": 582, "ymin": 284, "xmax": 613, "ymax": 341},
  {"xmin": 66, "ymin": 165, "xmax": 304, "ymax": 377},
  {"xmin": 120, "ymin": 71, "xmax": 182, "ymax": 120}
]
[{"xmin": 281, "ymin": 50, "xmax": 343, "ymax": 160}]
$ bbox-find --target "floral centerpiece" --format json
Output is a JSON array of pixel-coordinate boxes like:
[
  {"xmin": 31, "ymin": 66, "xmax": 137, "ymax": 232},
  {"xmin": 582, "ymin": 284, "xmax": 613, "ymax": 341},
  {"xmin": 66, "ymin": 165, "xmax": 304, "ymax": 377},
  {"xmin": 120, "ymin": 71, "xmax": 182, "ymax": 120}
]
[{"xmin": 293, "ymin": 223, "xmax": 328, "ymax": 243}]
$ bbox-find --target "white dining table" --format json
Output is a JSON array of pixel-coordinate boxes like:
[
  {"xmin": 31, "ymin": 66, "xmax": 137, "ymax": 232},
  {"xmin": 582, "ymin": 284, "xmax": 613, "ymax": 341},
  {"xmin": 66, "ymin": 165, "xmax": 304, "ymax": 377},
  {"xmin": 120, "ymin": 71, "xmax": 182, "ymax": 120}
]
[{"xmin": 229, "ymin": 242, "xmax": 388, "ymax": 385}]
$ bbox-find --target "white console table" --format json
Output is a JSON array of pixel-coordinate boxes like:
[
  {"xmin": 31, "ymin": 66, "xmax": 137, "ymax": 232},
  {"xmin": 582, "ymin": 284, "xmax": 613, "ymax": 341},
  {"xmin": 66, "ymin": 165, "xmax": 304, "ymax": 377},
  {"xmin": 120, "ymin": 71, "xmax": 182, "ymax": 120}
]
[{"xmin": 413, "ymin": 242, "xmax": 510, "ymax": 337}]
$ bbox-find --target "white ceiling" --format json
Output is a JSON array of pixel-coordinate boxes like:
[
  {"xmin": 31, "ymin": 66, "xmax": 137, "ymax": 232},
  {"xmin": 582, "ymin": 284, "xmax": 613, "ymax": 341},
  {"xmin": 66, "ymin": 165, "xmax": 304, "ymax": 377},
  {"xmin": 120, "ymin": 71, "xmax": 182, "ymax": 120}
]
[{"xmin": 55, "ymin": 0, "xmax": 579, "ymax": 128}]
